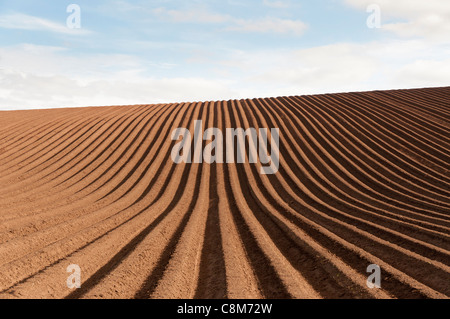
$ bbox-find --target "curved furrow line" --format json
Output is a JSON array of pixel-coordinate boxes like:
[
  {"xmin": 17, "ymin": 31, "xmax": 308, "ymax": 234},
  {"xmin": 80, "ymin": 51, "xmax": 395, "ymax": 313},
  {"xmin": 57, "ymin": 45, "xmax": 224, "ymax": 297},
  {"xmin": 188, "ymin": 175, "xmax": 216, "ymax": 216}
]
[
  {"xmin": 0, "ymin": 103, "xmax": 182, "ymax": 245},
  {"xmin": 0, "ymin": 111, "xmax": 44, "ymax": 137},
  {"xmin": 134, "ymin": 102, "xmax": 210, "ymax": 299},
  {"xmin": 72, "ymin": 103, "xmax": 177, "ymax": 199},
  {"xmin": 231, "ymin": 98, "xmax": 401, "ymax": 298},
  {"xmin": 343, "ymin": 92, "xmax": 450, "ymax": 162},
  {"xmin": 280, "ymin": 96, "xmax": 450, "ymax": 216},
  {"xmin": 0, "ymin": 102, "xmax": 199, "ymax": 295},
  {"xmin": 0, "ymin": 106, "xmax": 157, "ymax": 230},
  {"xmin": 246, "ymin": 100, "xmax": 450, "ymax": 263},
  {"xmin": 204, "ymin": 101, "xmax": 262, "ymax": 299},
  {"xmin": 232, "ymin": 99, "xmax": 377, "ymax": 298},
  {"xmin": 241, "ymin": 117, "xmax": 448, "ymax": 297},
  {"xmin": 329, "ymin": 93, "xmax": 449, "ymax": 171},
  {"xmin": 0, "ymin": 86, "xmax": 448, "ymax": 299},
  {"xmin": 146, "ymin": 103, "xmax": 218, "ymax": 299},
  {"xmin": 243, "ymin": 98, "xmax": 416, "ymax": 298},
  {"xmin": 271, "ymin": 96, "xmax": 450, "ymax": 222},
  {"xmin": 43, "ymin": 103, "xmax": 169, "ymax": 198},
  {"xmin": 253, "ymin": 96, "xmax": 449, "ymax": 248},
  {"xmin": 0, "ymin": 106, "xmax": 133, "ymax": 200},
  {"xmin": 0, "ymin": 106, "xmax": 138, "ymax": 210},
  {"xmin": 61, "ymin": 105, "xmax": 163, "ymax": 191},
  {"xmin": 30, "ymin": 106, "xmax": 149, "ymax": 176},
  {"xmin": 0, "ymin": 107, "xmax": 90, "ymax": 152},
  {"xmin": 354, "ymin": 93, "xmax": 450, "ymax": 153},
  {"xmin": 285, "ymin": 97, "xmax": 450, "ymax": 216},
  {"xmin": 314, "ymin": 92, "xmax": 450, "ymax": 183},
  {"xmin": 0, "ymin": 181, "xmax": 186, "ymax": 297},
  {"xmin": 0, "ymin": 101, "xmax": 196, "ymax": 276},
  {"xmin": 87, "ymin": 103, "xmax": 181, "ymax": 203},
  {"xmin": 62, "ymin": 101, "xmax": 185, "ymax": 226},
  {"xmin": 39, "ymin": 103, "xmax": 180, "ymax": 212},
  {"xmin": 26, "ymin": 102, "xmax": 182, "ymax": 226},
  {"xmin": 0, "ymin": 105, "xmax": 172, "ymax": 237},
  {"xmin": 253, "ymin": 98, "xmax": 450, "ymax": 243},
  {"xmin": 380, "ymin": 89, "xmax": 450, "ymax": 120},
  {"xmin": 221, "ymin": 100, "xmax": 297, "ymax": 299},
  {"xmin": 307, "ymin": 94, "xmax": 450, "ymax": 196},
  {"xmin": 70, "ymin": 164, "xmax": 201, "ymax": 300},
  {"xmin": 276, "ymin": 96, "xmax": 450, "ymax": 216},
  {"xmin": 243, "ymin": 165, "xmax": 444, "ymax": 299},
  {"xmin": 0, "ymin": 106, "xmax": 119, "ymax": 166},
  {"xmin": 0, "ymin": 106, "xmax": 121, "ymax": 180},
  {"xmin": 297, "ymin": 94, "xmax": 450, "ymax": 189},
  {"xmin": 274, "ymin": 161, "xmax": 450, "ymax": 296},
  {"xmin": 382, "ymin": 88, "xmax": 450, "ymax": 117},
  {"xmin": 0, "ymin": 115, "xmax": 53, "ymax": 144},
  {"xmin": 426, "ymin": 86, "xmax": 450, "ymax": 104},
  {"xmin": 64, "ymin": 102, "xmax": 206, "ymax": 299},
  {"xmin": 51, "ymin": 105, "xmax": 161, "ymax": 190},
  {"xmin": 193, "ymin": 101, "xmax": 228, "ymax": 299},
  {"xmin": 422, "ymin": 87, "xmax": 450, "ymax": 111},
  {"xmin": 361, "ymin": 92, "xmax": 450, "ymax": 142},
  {"xmin": 373, "ymin": 89, "xmax": 450, "ymax": 128},
  {"xmin": 235, "ymin": 98, "xmax": 450, "ymax": 297},
  {"xmin": 0, "ymin": 110, "xmax": 91, "ymax": 168},
  {"xmin": 302, "ymin": 97, "xmax": 450, "ymax": 202}
]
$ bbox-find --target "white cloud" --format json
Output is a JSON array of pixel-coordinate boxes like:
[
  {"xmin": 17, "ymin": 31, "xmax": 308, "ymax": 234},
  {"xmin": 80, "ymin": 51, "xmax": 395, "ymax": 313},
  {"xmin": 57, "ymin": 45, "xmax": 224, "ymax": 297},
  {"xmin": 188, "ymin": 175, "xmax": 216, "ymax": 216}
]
[
  {"xmin": 0, "ymin": 44, "xmax": 236, "ymax": 110},
  {"xmin": 344, "ymin": 0, "xmax": 450, "ymax": 42},
  {"xmin": 262, "ymin": 0, "xmax": 290, "ymax": 9},
  {"xmin": 1, "ymin": 38, "xmax": 450, "ymax": 111},
  {"xmin": 341, "ymin": 1, "xmax": 450, "ymax": 89},
  {"xmin": 0, "ymin": 69, "xmax": 236, "ymax": 110},
  {"xmin": 2, "ymin": 0, "xmax": 450, "ymax": 111},
  {"xmin": 218, "ymin": 40, "xmax": 450, "ymax": 96},
  {"xmin": 151, "ymin": 6, "xmax": 307, "ymax": 36},
  {"xmin": 153, "ymin": 7, "xmax": 229, "ymax": 24},
  {"xmin": 0, "ymin": 13, "xmax": 91, "ymax": 35},
  {"xmin": 383, "ymin": 15, "xmax": 450, "ymax": 41},
  {"xmin": 0, "ymin": 44, "xmax": 141, "ymax": 78},
  {"xmin": 227, "ymin": 17, "xmax": 308, "ymax": 35},
  {"xmin": 393, "ymin": 58, "xmax": 450, "ymax": 87}
]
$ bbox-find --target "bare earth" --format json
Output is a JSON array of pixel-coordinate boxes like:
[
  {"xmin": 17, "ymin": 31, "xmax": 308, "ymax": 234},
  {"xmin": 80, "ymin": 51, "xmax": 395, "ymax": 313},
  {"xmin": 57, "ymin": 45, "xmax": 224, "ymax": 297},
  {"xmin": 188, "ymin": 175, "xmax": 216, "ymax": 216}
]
[{"xmin": 0, "ymin": 87, "xmax": 449, "ymax": 299}]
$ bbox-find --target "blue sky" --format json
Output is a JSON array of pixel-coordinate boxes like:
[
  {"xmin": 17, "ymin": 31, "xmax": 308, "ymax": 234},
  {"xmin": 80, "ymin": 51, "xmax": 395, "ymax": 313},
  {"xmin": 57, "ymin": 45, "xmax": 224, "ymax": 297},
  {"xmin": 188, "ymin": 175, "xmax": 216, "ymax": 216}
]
[{"xmin": 1, "ymin": 0, "xmax": 449, "ymax": 109}]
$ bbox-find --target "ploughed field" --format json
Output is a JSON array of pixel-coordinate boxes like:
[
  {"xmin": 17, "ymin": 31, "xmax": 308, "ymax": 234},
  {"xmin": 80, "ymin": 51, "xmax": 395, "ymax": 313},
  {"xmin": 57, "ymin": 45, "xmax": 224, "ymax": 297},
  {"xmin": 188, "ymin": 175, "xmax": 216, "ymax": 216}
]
[{"xmin": 0, "ymin": 87, "xmax": 449, "ymax": 299}]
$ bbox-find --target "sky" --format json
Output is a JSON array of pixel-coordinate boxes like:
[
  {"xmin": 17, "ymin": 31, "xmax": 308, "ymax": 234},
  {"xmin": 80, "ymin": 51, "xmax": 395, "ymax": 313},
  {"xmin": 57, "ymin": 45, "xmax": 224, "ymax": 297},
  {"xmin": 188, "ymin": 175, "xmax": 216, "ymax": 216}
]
[{"xmin": 0, "ymin": 0, "xmax": 450, "ymax": 110}]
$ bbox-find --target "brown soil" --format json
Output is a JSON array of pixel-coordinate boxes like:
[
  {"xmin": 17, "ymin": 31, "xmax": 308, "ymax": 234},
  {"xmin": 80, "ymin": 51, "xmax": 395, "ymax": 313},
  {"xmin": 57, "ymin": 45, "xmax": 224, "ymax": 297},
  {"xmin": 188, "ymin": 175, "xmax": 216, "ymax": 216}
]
[{"xmin": 0, "ymin": 87, "xmax": 449, "ymax": 299}]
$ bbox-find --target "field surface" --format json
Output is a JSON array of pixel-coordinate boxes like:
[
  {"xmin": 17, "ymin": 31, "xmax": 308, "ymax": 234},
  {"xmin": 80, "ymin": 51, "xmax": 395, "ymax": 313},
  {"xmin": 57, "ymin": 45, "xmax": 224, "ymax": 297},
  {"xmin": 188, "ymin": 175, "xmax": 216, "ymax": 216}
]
[{"xmin": 0, "ymin": 87, "xmax": 449, "ymax": 299}]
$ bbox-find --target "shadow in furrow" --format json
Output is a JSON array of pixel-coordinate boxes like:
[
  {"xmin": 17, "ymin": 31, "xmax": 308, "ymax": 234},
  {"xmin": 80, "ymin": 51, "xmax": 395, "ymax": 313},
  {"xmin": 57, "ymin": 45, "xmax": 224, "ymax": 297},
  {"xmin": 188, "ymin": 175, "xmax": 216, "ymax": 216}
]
[
  {"xmin": 221, "ymin": 100, "xmax": 292, "ymax": 299},
  {"xmin": 194, "ymin": 102, "xmax": 228, "ymax": 299},
  {"xmin": 66, "ymin": 103, "xmax": 205, "ymax": 299},
  {"xmin": 134, "ymin": 103, "xmax": 208, "ymax": 299}
]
